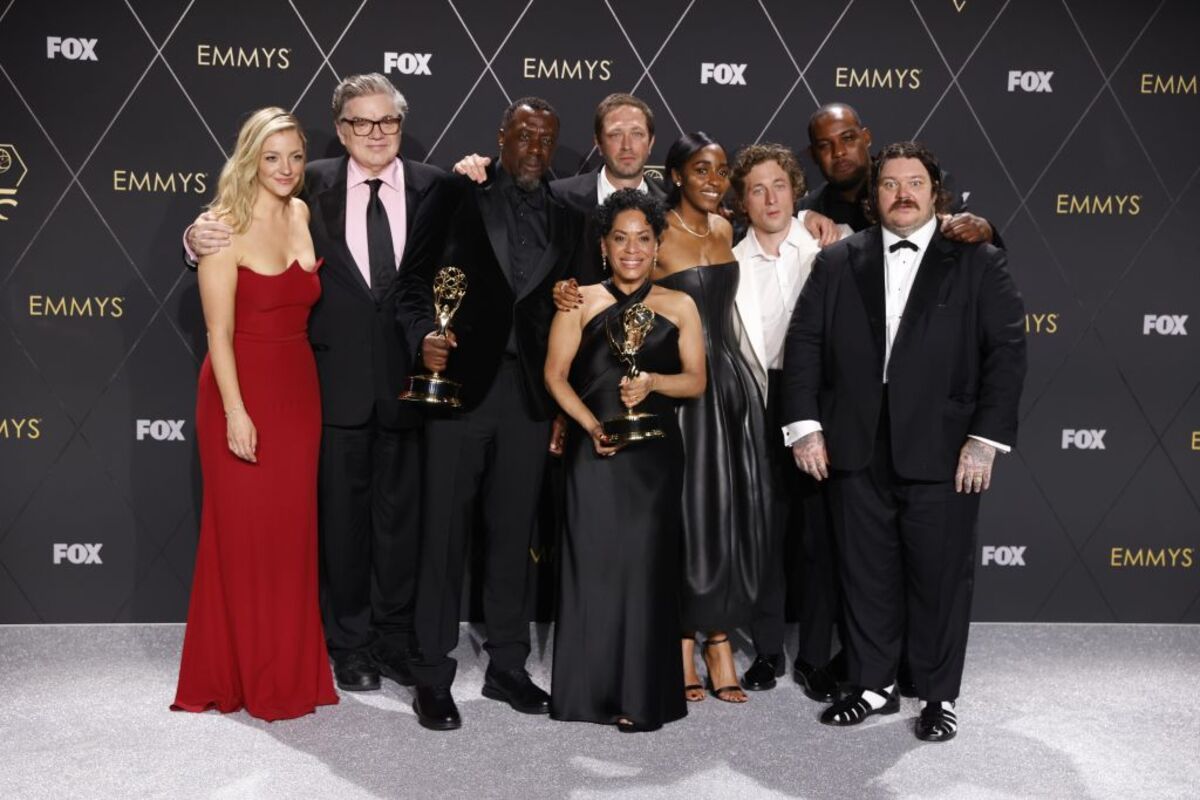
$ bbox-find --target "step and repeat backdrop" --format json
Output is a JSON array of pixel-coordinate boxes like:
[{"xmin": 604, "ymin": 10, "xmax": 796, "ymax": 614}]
[{"xmin": 0, "ymin": 0, "xmax": 1197, "ymax": 625}]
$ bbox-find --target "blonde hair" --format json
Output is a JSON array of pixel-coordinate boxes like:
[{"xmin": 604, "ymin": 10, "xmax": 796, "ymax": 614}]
[{"xmin": 207, "ymin": 107, "xmax": 307, "ymax": 233}]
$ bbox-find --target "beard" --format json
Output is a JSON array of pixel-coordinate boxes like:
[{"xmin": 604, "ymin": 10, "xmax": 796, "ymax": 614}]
[
  {"xmin": 827, "ymin": 164, "xmax": 867, "ymax": 192},
  {"xmin": 514, "ymin": 171, "xmax": 542, "ymax": 191}
]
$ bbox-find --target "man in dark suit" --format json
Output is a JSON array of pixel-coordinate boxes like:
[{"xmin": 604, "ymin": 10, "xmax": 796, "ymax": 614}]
[
  {"xmin": 800, "ymin": 102, "xmax": 999, "ymax": 243},
  {"xmin": 782, "ymin": 141, "xmax": 1025, "ymax": 742},
  {"xmin": 184, "ymin": 74, "xmax": 442, "ymax": 693},
  {"xmin": 396, "ymin": 97, "xmax": 580, "ymax": 731},
  {"xmin": 449, "ymin": 93, "xmax": 667, "ymax": 288}
]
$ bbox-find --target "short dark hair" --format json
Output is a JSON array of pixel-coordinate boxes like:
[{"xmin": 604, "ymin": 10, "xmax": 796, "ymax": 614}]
[
  {"xmin": 865, "ymin": 140, "xmax": 952, "ymax": 223},
  {"xmin": 500, "ymin": 96, "xmax": 558, "ymax": 130},
  {"xmin": 592, "ymin": 93, "xmax": 655, "ymax": 141},
  {"xmin": 595, "ymin": 188, "xmax": 668, "ymax": 240},
  {"xmin": 663, "ymin": 131, "xmax": 722, "ymax": 208},
  {"xmin": 806, "ymin": 102, "xmax": 864, "ymax": 143},
  {"xmin": 729, "ymin": 143, "xmax": 807, "ymax": 218}
]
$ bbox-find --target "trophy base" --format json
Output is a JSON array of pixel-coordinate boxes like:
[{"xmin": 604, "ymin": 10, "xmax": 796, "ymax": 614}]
[
  {"xmin": 399, "ymin": 374, "xmax": 462, "ymax": 407},
  {"xmin": 602, "ymin": 411, "xmax": 665, "ymax": 444}
]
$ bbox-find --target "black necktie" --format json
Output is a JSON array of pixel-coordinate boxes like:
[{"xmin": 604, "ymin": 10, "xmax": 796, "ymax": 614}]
[
  {"xmin": 366, "ymin": 178, "xmax": 395, "ymax": 295},
  {"xmin": 888, "ymin": 239, "xmax": 919, "ymax": 253}
]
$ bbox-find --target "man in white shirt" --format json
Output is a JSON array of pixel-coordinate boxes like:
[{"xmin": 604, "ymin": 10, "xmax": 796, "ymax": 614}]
[
  {"xmin": 782, "ymin": 141, "xmax": 1025, "ymax": 742},
  {"xmin": 729, "ymin": 144, "xmax": 849, "ymax": 702}
]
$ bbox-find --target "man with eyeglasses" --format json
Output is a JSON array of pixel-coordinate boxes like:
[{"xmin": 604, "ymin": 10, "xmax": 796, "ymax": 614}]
[
  {"xmin": 782, "ymin": 141, "xmax": 1025, "ymax": 742},
  {"xmin": 802, "ymin": 103, "xmax": 999, "ymax": 245},
  {"xmin": 183, "ymin": 73, "xmax": 444, "ymax": 695}
]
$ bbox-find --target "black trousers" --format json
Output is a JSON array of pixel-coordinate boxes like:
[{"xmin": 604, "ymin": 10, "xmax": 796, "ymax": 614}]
[
  {"xmin": 750, "ymin": 369, "xmax": 842, "ymax": 667},
  {"xmin": 826, "ymin": 393, "xmax": 979, "ymax": 702},
  {"xmin": 411, "ymin": 360, "xmax": 549, "ymax": 688},
  {"xmin": 318, "ymin": 416, "xmax": 422, "ymax": 659}
]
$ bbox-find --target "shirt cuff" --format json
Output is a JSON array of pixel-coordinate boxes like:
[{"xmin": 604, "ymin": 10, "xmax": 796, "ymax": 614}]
[
  {"xmin": 183, "ymin": 225, "xmax": 199, "ymax": 266},
  {"xmin": 783, "ymin": 419, "xmax": 822, "ymax": 447},
  {"xmin": 968, "ymin": 434, "xmax": 1010, "ymax": 454}
]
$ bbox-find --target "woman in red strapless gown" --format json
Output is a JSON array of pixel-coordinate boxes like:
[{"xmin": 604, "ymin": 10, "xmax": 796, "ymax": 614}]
[{"xmin": 173, "ymin": 108, "xmax": 336, "ymax": 721}]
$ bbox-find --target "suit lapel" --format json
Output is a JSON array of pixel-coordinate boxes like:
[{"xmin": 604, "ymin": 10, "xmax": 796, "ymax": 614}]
[
  {"xmin": 895, "ymin": 231, "xmax": 956, "ymax": 347},
  {"xmin": 850, "ymin": 226, "xmax": 886, "ymax": 361},
  {"xmin": 518, "ymin": 200, "xmax": 561, "ymax": 301},
  {"xmin": 317, "ymin": 158, "xmax": 372, "ymax": 298},
  {"xmin": 477, "ymin": 182, "xmax": 513, "ymax": 289}
]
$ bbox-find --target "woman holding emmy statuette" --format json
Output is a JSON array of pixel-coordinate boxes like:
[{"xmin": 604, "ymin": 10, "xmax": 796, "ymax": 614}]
[
  {"xmin": 655, "ymin": 133, "xmax": 776, "ymax": 705},
  {"xmin": 544, "ymin": 189, "xmax": 705, "ymax": 732},
  {"xmin": 173, "ymin": 108, "xmax": 337, "ymax": 721}
]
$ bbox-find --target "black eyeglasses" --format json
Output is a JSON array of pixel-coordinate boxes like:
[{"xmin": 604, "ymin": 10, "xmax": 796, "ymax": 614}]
[{"xmin": 339, "ymin": 116, "xmax": 402, "ymax": 136}]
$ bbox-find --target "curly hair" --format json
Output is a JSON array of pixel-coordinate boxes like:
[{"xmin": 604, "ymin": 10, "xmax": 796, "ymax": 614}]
[
  {"xmin": 864, "ymin": 140, "xmax": 952, "ymax": 223},
  {"xmin": 729, "ymin": 143, "xmax": 807, "ymax": 218},
  {"xmin": 595, "ymin": 187, "xmax": 668, "ymax": 239}
]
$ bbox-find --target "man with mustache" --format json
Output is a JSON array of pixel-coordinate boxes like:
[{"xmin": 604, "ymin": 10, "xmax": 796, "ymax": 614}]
[
  {"xmin": 395, "ymin": 97, "xmax": 580, "ymax": 731},
  {"xmin": 802, "ymin": 103, "xmax": 998, "ymax": 244},
  {"xmin": 782, "ymin": 141, "xmax": 1025, "ymax": 741}
]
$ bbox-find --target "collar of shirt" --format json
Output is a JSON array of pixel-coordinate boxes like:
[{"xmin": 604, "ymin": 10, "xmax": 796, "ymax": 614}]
[
  {"xmin": 347, "ymin": 157, "xmax": 403, "ymax": 191},
  {"xmin": 596, "ymin": 167, "xmax": 648, "ymax": 204},
  {"xmin": 742, "ymin": 215, "xmax": 810, "ymax": 264},
  {"xmin": 881, "ymin": 214, "xmax": 938, "ymax": 261}
]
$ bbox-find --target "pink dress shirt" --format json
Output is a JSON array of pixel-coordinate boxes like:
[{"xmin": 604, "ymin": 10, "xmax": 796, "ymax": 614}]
[{"xmin": 346, "ymin": 158, "xmax": 407, "ymax": 287}]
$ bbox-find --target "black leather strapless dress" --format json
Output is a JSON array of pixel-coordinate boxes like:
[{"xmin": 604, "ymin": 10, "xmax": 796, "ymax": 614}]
[{"xmin": 656, "ymin": 262, "xmax": 774, "ymax": 630}]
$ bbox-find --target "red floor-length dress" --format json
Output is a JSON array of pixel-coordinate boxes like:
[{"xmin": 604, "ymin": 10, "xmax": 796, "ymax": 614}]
[{"xmin": 173, "ymin": 259, "xmax": 338, "ymax": 722}]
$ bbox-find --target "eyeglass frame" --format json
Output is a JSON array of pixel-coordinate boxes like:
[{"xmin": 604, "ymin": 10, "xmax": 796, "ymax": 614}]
[{"xmin": 338, "ymin": 116, "xmax": 403, "ymax": 137}]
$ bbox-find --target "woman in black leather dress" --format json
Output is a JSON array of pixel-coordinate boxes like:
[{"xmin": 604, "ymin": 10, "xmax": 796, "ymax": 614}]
[
  {"xmin": 655, "ymin": 133, "xmax": 776, "ymax": 705},
  {"xmin": 545, "ymin": 189, "xmax": 706, "ymax": 732}
]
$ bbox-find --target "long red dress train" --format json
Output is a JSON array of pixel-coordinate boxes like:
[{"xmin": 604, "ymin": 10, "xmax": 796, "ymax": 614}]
[{"xmin": 173, "ymin": 259, "xmax": 338, "ymax": 722}]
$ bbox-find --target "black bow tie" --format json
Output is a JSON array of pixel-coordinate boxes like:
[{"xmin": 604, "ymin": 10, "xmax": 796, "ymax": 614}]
[{"xmin": 888, "ymin": 239, "xmax": 919, "ymax": 253}]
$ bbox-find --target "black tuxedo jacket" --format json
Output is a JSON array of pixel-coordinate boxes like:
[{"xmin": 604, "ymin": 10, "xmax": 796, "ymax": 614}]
[
  {"xmin": 305, "ymin": 156, "xmax": 444, "ymax": 429},
  {"xmin": 548, "ymin": 168, "xmax": 667, "ymax": 284},
  {"xmin": 781, "ymin": 226, "xmax": 1026, "ymax": 481},
  {"xmin": 396, "ymin": 166, "xmax": 581, "ymax": 420}
]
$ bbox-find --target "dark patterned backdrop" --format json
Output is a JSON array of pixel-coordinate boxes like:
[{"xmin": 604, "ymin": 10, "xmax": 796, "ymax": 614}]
[{"xmin": 1, "ymin": 0, "xmax": 1197, "ymax": 624}]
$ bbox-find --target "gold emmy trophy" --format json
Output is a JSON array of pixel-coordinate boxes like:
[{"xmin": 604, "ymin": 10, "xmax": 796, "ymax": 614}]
[
  {"xmin": 399, "ymin": 266, "xmax": 468, "ymax": 407},
  {"xmin": 602, "ymin": 302, "xmax": 665, "ymax": 443}
]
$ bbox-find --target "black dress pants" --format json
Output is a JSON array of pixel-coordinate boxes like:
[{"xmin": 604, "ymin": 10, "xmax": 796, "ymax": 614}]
[
  {"xmin": 826, "ymin": 394, "xmax": 979, "ymax": 702},
  {"xmin": 318, "ymin": 415, "xmax": 422, "ymax": 659},
  {"xmin": 411, "ymin": 360, "xmax": 549, "ymax": 688},
  {"xmin": 750, "ymin": 370, "xmax": 842, "ymax": 668}
]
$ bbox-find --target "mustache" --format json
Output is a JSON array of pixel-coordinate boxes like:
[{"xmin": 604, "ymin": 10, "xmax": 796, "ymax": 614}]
[{"xmin": 889, "ymin": 199, "xmax": 919, "ymax": 210}]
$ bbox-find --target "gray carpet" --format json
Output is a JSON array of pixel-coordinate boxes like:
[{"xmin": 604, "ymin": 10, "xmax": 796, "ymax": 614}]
[{"xmin": 0, "ymin": 623, "xmax": 1196, "ymax": 800}]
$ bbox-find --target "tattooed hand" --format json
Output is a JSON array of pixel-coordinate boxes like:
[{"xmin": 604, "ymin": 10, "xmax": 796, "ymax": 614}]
[
  {"xmin": 955, "ymin": 438, "xmax": 997, "ymax": 493},
  {"xmin": 791, "ymin": 431, "xmax": 830, "ymax": 481}
]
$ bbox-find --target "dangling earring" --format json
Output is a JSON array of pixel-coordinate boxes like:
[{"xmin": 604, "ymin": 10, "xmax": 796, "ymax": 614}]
[{"xmin": 602, "ymin": 253, "xmax": 609, "ymax": 273}]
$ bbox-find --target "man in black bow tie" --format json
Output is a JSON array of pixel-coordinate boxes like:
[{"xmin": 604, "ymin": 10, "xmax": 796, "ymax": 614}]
[{"xmin": 781, "ymin": 141, "xmax": 1026, "ymax": 741}]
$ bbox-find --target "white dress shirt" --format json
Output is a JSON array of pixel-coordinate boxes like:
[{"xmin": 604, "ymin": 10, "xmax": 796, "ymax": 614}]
[
  {"xmin": 732, "ymin": 214, "xmax": 831, "ymax": 402},
  {"xmin": 782, "ymin": 215, "xmax": 1009, "ymax": 453},
  {"xmin": 596, "ymin": 167, "xmax": 648, "ymax": 204}
]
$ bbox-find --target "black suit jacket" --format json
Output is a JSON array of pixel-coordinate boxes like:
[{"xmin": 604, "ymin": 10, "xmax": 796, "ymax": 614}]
[
  {"xmin": 396, "ymin": 165, "xmax": 581, "ymax": 420},
  {"xmin": 548, "ymin": 168, "xmax": 667, "ymax": 284},
  {"xmin": 781, "ymin": 226, "xmax": 1025, "ymax": 481},
  {"xmin": 305, "ymin": 156, "xmax": 444, "ymax": 429}
]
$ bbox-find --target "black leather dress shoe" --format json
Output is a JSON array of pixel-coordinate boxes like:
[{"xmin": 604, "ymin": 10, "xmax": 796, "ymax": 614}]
[
  {"xmin": 371, "ymin": 644, "xmax": 416, "ymax": 687},
  {"xmin": 333, "ymin": 651, "xmax": 380, "ymax": 692},
  {"xmin": 741, "ymin": 654, "xmax": 784, "ymax": 691},
  {"xmin": 793, "ymin": 658, "xmax": 838, "ymax": 703},
  {"xmin": 819, "ymin": 687, "xmax": 900, "ymax": 726},
  {"xmin": 481, "ymin": 668, "xmax": 551, "ymax": 714},
  {"xmin": 413, "ymin": 686, "xmax": 461, "ymax": 731},
  {"xmin": 915, "ymin": 702, "xmax": 958, "ymax": 742}
]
